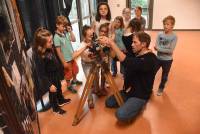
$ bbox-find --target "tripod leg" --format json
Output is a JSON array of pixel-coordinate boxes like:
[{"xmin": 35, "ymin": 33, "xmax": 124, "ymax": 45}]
[
  {"xmin": 72, "ymin": 67, "xmax": 97, "ymax": 126},
  {"xmin": 93, "ymin": 68, "xmax": 100, "ymax": 93},
  {"xmin": 100, "ymin": 68, "xmax": 106, "ymax": 89},
  {"xmin": 104, "ymin": 72, "xmax": 124, "ymax": 106}
]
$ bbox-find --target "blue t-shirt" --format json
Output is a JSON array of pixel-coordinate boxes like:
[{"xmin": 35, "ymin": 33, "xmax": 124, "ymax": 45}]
[{"xmin": 114, "ymin": 29, "xmax": 126, "ymax": 51}]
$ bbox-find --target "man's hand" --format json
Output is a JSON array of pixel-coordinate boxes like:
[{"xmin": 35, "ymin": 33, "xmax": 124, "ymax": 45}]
[
  {"xmin": 98, "ymin": 36, "xmax": 126, "ymax": 62},
  {"xmin": 98, "ymin": 36, "xmax": 111, "ymax": 47}
]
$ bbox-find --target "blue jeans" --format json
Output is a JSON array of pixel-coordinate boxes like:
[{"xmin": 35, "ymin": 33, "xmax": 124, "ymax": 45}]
[
  {"xmin": 105, "ymin": 91, "xmax": 146, "ymax": 122},
  {"xmin": 156, "ymin": 59, "xmax": 173, "ymax": 90}
]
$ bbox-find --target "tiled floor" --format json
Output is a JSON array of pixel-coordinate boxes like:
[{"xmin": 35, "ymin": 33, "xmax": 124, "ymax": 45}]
[{"xmin": 38, "ymin": 31, "xmax": 200, "ymax": 134}]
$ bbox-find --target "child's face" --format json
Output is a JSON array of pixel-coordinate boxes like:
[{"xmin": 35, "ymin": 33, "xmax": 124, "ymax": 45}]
[
  {"xmin": 114, "ymin": 19, "xmax": 121, "ymax": 29},
  {"xmin": 85, "ymin": 29, "xmax": 94, "ymax": 42},
  {"xmin": 163, "ymin": 20, "xmax": 174, "ymax": 33},
  {"xmin": 123, "ymin": 9, "xmax": 131, "ymax": 20},
  {"xmin": 99, "ymin": 27, "xmax": 108, "ymax": 36},
  {"xmin": 134, "ymin": 8, "xmax": 142, "ymax": 17},
  {"xmin": 45, "ymin": 35, "xmax": 53, "ymax": 49},
  {"xmin": 99, "ymin": 5, "xmax": 108, "ymax": 17},
  {"xmin": 56, "ymin": 24, "xmax": 65, "ymax": 33}
]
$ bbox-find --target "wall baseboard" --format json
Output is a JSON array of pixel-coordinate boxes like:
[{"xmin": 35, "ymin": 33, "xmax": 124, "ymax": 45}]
[{"xmin": 147, "ymin": 29, "xmax": 200, "ymax": 31}]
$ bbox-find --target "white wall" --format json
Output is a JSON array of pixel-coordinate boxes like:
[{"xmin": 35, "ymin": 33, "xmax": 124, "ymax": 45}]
[
  {"xmin": 108, "ymin": 0, "xmax": 126, "ymax": 20},
  {"xmin": 153, "ymin": 0, "xmax": 200, "ymax": 29}
]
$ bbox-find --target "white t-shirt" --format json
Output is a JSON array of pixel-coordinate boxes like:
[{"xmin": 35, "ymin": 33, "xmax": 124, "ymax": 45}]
[
  {"xmin": 124, "ymin": 19, "xmax": 130, "ymax": 29},
  {"xmin": 80, "ymin": 41, "xmax": 94, "ymax": 63},
  {"xmin": 93, "ymin": 19, "xmax": 110, "ymax": 36}
]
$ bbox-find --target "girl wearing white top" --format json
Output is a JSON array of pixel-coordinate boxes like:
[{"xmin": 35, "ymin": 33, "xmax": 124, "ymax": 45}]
[
  {"xmin": 91, "ymin": 2, "xmax": 111, "ymax": 36},
  {"xmin": 80, "ymin": 25, "xmax": 97, "ymax": 109}
]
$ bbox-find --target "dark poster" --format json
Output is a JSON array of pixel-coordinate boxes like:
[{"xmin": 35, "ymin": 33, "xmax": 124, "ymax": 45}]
[{"xmin": 0, "ymin": 0, "xmax": 40, "ymax": 133}]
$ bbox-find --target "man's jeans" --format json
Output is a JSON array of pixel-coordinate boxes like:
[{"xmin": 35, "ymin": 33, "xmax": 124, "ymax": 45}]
[{"xmin": 105, "ymin": 91, "xmax": 146, "ymax": 122}]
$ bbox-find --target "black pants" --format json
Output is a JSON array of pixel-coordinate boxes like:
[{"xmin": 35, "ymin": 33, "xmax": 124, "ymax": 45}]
[
  {"xmin": 156, "ymin": 59, "xmax": 173, "ymax": 90},
  {"xmin": 48, "ymin": 72, "xmax": 64, "ymax": 101}
]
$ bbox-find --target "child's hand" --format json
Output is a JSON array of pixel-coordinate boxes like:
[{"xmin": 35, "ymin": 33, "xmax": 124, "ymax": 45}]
[
  {"xmin": 63, "ymin": 62, "xmax": 72, "ymax": 69},
  {"xmin": 61, "ymin": 80, "xmax": 67, "ymax": 92},
  {"xmin": 85, "ymin": 42, "xmax": 92, "ymax": 47},
  {"xmin": 154, "ymin": 46, "xmax": 158, "ymax": 51},
  {"xmin": 88, "ymin": 52, "xmax": 95, "ymax": 59},
  {"xmin": 50, "ymin": 85, "xmax": 57, "ymax": 92},
  {"xmin": 66, "ymin": 26, "xmax": 72, "ymax": 32}
]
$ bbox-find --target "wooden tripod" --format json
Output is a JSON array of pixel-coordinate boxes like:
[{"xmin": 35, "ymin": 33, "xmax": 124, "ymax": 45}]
[{"xmin": 72, "ymin": 62, "xmax": 124, "ymax": 126}]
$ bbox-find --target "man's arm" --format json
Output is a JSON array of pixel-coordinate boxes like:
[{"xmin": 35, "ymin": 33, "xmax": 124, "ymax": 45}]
[{"xmin": 98, "ymin": 36, "xmax": 126, "ymax": 62}]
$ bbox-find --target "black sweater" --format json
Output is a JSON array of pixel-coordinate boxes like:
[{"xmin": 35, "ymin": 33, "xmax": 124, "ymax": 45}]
[
  {"xmin": 122, "ymin": 52, "xmax": 158, "ymax": 100},
  {"xmin": 32, "ymin": 49, "xmax": 64, "ymax": 97},
  {"xmin": 122, "ymin": 34, "xmax": 134, "ymax": 56}
]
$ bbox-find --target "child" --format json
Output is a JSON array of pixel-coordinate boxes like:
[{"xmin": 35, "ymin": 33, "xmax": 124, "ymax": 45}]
[
  {"xmin": 121, "ymin": 19, "xmax": 142, "ymax": 90},
  {"xmin": 133, "ymin": 6, "xmax": 146, "ymax": 31},
  {"xmin": 122, "ymin": 8, "xmax": 131, "ymax": 29},
  {"xmin": 81, "ymin": 24, "xmax": 110, "ymax": 108},
  {"xmin": 99, "ymin": 23, "xmax": 110, "ymax": 37},
  {"xmin": 98, "ymin": 23, "xmax": 110, "ymax": 95},
  {"xmin": 54, "ymin": 16, "xmax": 83, "ymax": 94},
  {"xmin": 154, "ymin": 15, "xmax": 177, "ymax": 96},
  {"xmin": 92, "ymin": 2, "xmax": 111, "ymax": 35},
  {"xmin": 122, "ymin": 18, "xmax": 141, "ymax": 55},
  {"xmin": 80, "ymin": 25, "xmax": 97, "ymax": 108},
  {"xmin": 111, "ymin": 16, "xmax": 126, "ymax": 77},
  {"xmin": 32, "ymin": 27, "xmax": 71, "ymax": 115}
]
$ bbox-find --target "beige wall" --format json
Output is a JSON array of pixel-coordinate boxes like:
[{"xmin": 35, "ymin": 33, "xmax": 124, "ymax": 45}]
[
  {"xmin": 108, "ymin": 0, "xmax": 200, "ymax": 29},
  {"xmin": 108, "ymin": 0, "xmax": 126, "ymax": 20},
  {"xmin": 153, "ymin": 0, "xmax": 200, "ymax": 29}
]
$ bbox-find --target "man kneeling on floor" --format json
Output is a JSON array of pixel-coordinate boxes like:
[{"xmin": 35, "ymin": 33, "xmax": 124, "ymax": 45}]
[{"xmin": 98, "ymin": 32, "xmax": 158, "ymax": 122}]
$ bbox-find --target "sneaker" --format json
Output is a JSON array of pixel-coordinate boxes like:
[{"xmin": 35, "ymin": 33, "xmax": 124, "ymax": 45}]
[
  {"xmin": 157, "ymin": 90, "xmax": 163, "ymax": 96},
  {"xmin": 71, "ymin": 80, "xmax": 83, "ymax": 85},
  {"xmin": 53, "ymin": 108, "xmax": 66, "ymax": 115},
  {"xmin": 58, "ymin": 98, "xmax": 71, "ymax": 106},
  {"xmin": 68, "ymin": 86, "xmax": 77, "ymax": 93}
]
